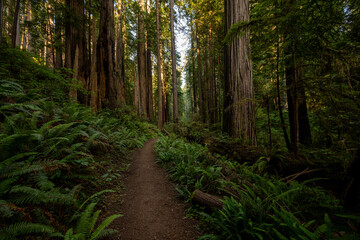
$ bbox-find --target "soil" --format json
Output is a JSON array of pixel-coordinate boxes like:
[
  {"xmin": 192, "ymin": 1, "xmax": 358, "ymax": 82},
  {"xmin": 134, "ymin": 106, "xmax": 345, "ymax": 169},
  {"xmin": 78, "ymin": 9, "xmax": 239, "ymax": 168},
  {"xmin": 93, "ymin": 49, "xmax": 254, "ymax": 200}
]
[{"xmin": 105, "ymin": 139, "xmax": 201, "ymax": 240}]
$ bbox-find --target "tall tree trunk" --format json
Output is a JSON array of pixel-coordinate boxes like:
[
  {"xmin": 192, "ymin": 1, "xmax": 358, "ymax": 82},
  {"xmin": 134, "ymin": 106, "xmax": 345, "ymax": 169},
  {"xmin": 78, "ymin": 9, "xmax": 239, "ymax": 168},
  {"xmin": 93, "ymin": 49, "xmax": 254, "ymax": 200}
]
[
  {"xmin": 285, "ymin": 42, "xmax": 299, "ymax": 155},
  {"xmin": 298, "ymin": 70, "xmax": 312, "ymax": 145},
  {"xmin": 191, "ymin": 33, "xmax": 197, "ymax": 113},
  {"xmin": 134, "ymin": 63, "xmax": 140, "ymax": 113},
  {"xmin": 45, "ymin": 2, "xmax": 54, "ymax": 67},
  {"xmin": 156, "ymin": 0, "xmax": 163, "ymax": 128},
  {"xmin": 146, "ymin": 0, "xmax": 154, "ymax": 120},
  {"xmin": 65, "ymin": 0, "xmax": 73, "ymax": 86},
  {"xmin": 97, "ymin": 0, "xmax": 116, "ymax": 109},
  {"xmin": 55, "ymin": 2, "xmax": 63, "ymax": 70},
  {"xmin": 208, "ymin": 27, "xmax": 216, "ymax": 124},
  {"xmin": 204, "ymin": 48, "xmax": 209, "ymax": 122},
  {"xmin": 26, "ymin": 1, "xmax": 32, "ymax": 52},
  {"xmin": 195, "ymin": 20, "xmax": 204, "ymax": 122},
  {"xmin": 170, "ymin": 0, "xmax": 178, "ymax": 123},
  {"xmin": 0, "ymin": 0, "xmax": 3, "ymax": 44},
  {"xmin": 90, "ymin": 17, "xmax": 98, "ymax": 111},
  {"xmin": 276, "ymin": 42, "xmax": 291, "ymax": 150},
  {"xmin": 11, "ymin": 0, "xmax": 20, "ymax": 48},
  {"xmin": 138, "ymin": 0, "xmax": 147, "ymax": 116},
  {"xmin": 69, "ymin": 45, "xmax": 79, "ymax": 102},
  {"xmin": 15, "ymin": 0, "xmax": 20, "ymax": 47},
  {"xmin": 223, "ymin": 0, "xmax": 256, "ymax": 144},
  {"xmin": 190, "ymin": 15, "xmax": 197, "ymax": 114},
  {"xmin": 116, "ymin": 1, "xmax": 126, "ymax": 104}
]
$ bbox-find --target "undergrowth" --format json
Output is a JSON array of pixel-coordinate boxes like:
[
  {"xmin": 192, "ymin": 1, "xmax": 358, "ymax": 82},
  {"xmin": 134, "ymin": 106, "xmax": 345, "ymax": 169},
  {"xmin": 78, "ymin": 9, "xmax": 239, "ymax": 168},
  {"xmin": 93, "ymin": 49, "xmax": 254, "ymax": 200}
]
[
  {"xmin": 155, "ymin": 136, "xmax": 360, "ymax": 240},
  {"xmin": 0, "ymin": 46, "xmax": 159, "ymax": 239}
]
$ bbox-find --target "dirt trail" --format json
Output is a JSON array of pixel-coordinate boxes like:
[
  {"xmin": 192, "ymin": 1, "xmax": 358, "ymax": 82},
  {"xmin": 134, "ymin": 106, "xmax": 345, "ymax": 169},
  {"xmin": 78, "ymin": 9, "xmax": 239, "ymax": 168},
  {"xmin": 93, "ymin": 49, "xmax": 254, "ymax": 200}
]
[{"xmin": 109, "ymin": 139, "xmax": 201, "ymax": 240}]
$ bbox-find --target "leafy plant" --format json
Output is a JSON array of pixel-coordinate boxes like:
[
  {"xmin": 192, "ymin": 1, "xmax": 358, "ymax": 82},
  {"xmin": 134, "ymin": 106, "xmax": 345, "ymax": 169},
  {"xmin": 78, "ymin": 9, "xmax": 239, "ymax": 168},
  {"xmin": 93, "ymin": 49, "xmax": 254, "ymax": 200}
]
[{"xmin": 64, "ymin": 202, "xmax": 121, "ymax": 240}]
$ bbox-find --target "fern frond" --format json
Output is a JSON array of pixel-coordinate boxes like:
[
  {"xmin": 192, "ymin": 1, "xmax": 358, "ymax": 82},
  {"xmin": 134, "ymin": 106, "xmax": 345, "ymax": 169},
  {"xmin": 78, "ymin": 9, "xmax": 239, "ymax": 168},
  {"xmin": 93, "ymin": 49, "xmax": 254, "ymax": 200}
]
[
  {"xmin": 0, "ymin": 222, "xmax": 54, "ymax": 240},
  {"xmin": 2, "ymin": 163, "xmax": 44, "ymax": 178},
  {"xmin": 90, "ymin": 214, "xmax": 122, "ymax": 240},
  {"xmin": 0, "ymin": 200, "xmax": 13, "ymax": 218},
  {"xmin": 93, "ymin": 229, "xmax": 118, "ymax": 240},
  {"xmin": 79, "ymin": 190, "xmax": 115, "ymax": 209},
  {"xmin": 47, "ymin": 122, "xmax": 77, "ymax": 138},
  {"xmin": 0, "ymin": 178, "xmax": 17, "ymax": 196},
  {"xmin": 10, "ymin": 186, "xmax": 76, "ymax": 205},
  {"xmin": 89, "ymin": 210, "xmax": 101, "ymax": 234},
  {"xmin": 39, "ymin": 119, "xmax": 63, "ymax": 135},
  {"xmin": 35, "ymin": 171, "xmax": 55, "ymax": 191},
  {"xmin": 0, "ymin": 152, "xmax": 38, "ymax": 169},
  {"xmin": 0, "ymin": 80, "xmax": 25, "ymax": 98},
  {"xmin": 76, "ymin": 202, "xmax": 97, "ymax": 238}
]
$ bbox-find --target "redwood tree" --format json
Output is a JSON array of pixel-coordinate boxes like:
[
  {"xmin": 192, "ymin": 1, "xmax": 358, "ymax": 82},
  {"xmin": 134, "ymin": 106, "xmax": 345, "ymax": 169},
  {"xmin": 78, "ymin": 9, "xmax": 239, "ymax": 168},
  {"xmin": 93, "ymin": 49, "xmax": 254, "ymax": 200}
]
[
  {"xmin": 223, "ymin": 0, "xmax": 256, "ymax": 144},
  {"xmin": 156, "ymin": 0, "xmax": 163, "ymax": 128},
  {"xmin": 97, "ymin": 0, "xmax": 117, "ymax": 109},
  {"xmin": 138, "ymin": 0, "xmax": 147, "ymax": 116},
  {"xmin": 170, "ymin": 0, "xmax": 178, "ymax": 123}
]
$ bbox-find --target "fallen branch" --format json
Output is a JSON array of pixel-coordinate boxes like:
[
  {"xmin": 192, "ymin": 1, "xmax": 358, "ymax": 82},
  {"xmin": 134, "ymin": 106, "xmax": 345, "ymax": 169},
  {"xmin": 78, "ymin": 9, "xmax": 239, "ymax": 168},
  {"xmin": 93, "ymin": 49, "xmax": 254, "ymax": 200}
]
[
  {"xmin": 162, "ymin": 128, "xmax": 171, "ymax": 136},
  {"xmin": 280, "ymin": 168, "xmax": 321, "ymax": 183},
  {"xmin": 192, "ymin": 190, "xmax": 223, "ymax": 209}
]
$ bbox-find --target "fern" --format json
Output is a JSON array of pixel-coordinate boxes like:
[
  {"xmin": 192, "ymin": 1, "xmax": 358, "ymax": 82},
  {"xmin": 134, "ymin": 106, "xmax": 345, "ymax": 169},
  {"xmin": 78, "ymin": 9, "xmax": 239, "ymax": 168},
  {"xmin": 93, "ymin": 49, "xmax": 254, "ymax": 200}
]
[
  {"xmin": 90, "ymin": 214, "xmax": 122, "ymax": 240},
  {"xmin": 92, "ymin": 229, "xmax": 118, "ymax": 240},
  {"xmin": 79, "ymin": 190, "xmax": 115, "ymax": 210},
  {"xmin": 67, "ymin": 202, "xmax": 121, "ymax": 240},
  {"xmin": 10, "ymin": 186, "xmax": 76, "ymax": 205},
  {"xmin": 76, "ymin": 203, "xmax": 97, "ymax": 238},
  {"xmin": 0, "ymin": 222, "xmax": 55, "ymax": 240},
  {"xmin": 1, "ymin": 163, "xmax": 44, "ymax": 178}
]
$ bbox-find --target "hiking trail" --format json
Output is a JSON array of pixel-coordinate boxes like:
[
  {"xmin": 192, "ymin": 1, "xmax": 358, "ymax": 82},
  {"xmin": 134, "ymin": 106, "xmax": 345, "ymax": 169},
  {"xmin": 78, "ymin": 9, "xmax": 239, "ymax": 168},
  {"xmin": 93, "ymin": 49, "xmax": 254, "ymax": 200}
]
[{"xmin": 107, "ymin": 139, "xmax": 201, "ymax": 240}]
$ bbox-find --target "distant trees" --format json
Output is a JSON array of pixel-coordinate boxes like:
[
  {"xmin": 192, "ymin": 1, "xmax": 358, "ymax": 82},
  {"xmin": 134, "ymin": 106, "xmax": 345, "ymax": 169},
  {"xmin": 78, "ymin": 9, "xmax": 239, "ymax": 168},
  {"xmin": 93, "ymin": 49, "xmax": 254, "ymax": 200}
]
[{"xmin": 1, "ymin": 0, "xmax": 359, "ymax": 151}]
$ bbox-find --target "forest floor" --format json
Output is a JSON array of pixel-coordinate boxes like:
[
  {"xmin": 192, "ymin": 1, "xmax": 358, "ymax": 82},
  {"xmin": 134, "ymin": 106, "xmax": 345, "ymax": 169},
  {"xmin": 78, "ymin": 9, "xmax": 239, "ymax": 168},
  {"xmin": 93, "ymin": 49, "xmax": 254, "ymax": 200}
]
[{"xmin": 104, "ymin": 139, "xmax": 201, "ymax": 240}]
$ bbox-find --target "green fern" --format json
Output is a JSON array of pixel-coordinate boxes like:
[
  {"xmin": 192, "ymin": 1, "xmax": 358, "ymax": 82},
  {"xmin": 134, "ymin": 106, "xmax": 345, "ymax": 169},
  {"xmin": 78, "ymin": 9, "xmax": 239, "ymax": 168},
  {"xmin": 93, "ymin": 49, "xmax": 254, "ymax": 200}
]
[
  {"xmin": 10, "ymin": 185, "xmax": 76, "ymax": 205},
  {"xmin": 66, "ymin": 202, "xmax": 121, "ymax": 240},
  {"xmin": 0, "ymin": 222, "xmax": 55, "ymax": 240}
]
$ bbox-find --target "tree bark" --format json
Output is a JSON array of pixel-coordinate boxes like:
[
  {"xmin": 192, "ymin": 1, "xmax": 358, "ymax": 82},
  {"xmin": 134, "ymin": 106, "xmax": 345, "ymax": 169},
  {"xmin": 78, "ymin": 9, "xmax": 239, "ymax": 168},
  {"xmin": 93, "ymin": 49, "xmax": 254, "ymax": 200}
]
[
  {"xmin": 134, "ymin": 63, "xmax": 140, "ymax": 113},
  {"xmin": 223, "ymin": 0, "xmax": 256, "ymax": 144},
  {"xmin": 138, "ymin": 0, "xmax": 147, "ymax": 116},
  {"xmin": 195, "ymin": 20, "xmax": 204, "ymax": 122},
  {"xmin": 69, "ymin": 45, "xmax": 79, "ymax": 102},
  {"xmin": 65, "ymin": 0, "xmax": 73, "ymax": 89},
  {"xmin": 170, "ymin": 0, "xmax": 178, "ymax": 123},
  {"xmin": 285, "ymin": 42, "xmax": 299, "ymax": 155},
  {"xmin": 146, "ymin": 0, "xmax": 154, "ymax": 120},
  {"xmin": 298, "ymin": 72, "xmax": 312, "ymax": 145},
  {"xmin": 26, "ymin": 1, "xmax": 32, "ymax": 52},
  {"xmin": 90, "ymin": 17, "xmax": 98, "ymax": 111},
  {"xmin": 116, "ymin": 1, "xmax": 126, "ymax": 104},
  {"xmin": 156, "ymin": 0, "xmax": 163, "ymax": 129},
  {"xmin": 208, "ymin": 26, "xmax": 216, "ymax": 124},
  {"xmin": 11, "ymin": 0, "xmax": 20, "ymax": 48},
  {"xmin": 276, "ymin": 42, "xmax": 291, "ymax": 150},
  {"xmin": 0, "ymin": 0, "xmax": 3, "ymax": 44},
  {"xmin": 190, "ymin": 15, "xmax": 197, "ymax": 114},
  {"xmin": 97, "ymin": 0, "xmax": 116, "ymax": 109},
  {"xmin": 54, "ymin": 2, "xmax": 62, "ymax": 70}
]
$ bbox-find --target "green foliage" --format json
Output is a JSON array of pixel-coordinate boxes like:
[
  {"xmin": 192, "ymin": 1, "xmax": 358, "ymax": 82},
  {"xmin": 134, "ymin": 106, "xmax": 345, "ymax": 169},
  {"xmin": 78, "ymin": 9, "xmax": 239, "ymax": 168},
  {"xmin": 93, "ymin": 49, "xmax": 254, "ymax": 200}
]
[
  {"xmin": 0, "ymin": 46, "xmax": 158, "ymax": 238},
  {"xmin": 65, "ymin": 202, "xmax": 122, "ymax": 240},
  {"xmin": 155, "ymin": 136, "xmax": 360, "ymax": 239},
  {"xmin": 0, "ymin": 222, "xmax": 57, "ymax": 240}
]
